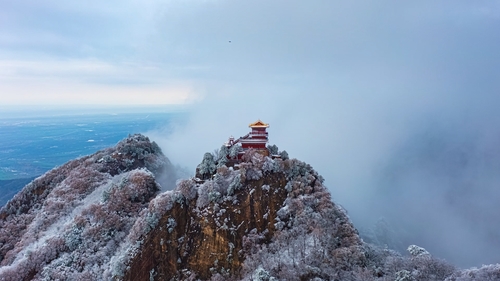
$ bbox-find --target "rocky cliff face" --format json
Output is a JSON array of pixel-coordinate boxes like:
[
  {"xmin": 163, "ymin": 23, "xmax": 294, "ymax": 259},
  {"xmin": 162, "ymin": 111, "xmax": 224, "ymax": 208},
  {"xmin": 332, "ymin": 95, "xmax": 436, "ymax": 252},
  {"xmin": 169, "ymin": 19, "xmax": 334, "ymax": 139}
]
[
  {"xmin": 0, "ymin": 134, "xmax": 480, "ymax": 281},
  {"xmin": 122, "ymin": 172, "xmax": 290, "ymax": 280},
  {"xmin": 122, "ymin": 157, "xmax": 362, "ymax": 280}
]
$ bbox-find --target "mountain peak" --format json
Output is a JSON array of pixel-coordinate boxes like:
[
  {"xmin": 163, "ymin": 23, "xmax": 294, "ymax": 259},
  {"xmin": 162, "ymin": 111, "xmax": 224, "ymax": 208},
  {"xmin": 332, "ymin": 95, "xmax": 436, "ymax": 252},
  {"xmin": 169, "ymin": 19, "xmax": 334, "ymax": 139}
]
[
  {"xmin": 121, "ymin": 150, "xmax": 360, "ymax": 280},
  {"xmin": 0, "ymin": 134, "xmax": 171, "ymax": 279},
  {"xmin": 0, "ymin": 134, "xmax": 480, "ymax": 280}
]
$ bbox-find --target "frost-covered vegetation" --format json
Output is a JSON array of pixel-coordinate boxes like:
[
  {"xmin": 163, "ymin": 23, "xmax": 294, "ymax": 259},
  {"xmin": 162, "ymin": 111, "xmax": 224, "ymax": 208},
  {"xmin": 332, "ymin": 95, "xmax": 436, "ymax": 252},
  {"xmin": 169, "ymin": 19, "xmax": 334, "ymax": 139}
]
[
  {"xmin": 445, "ymin": 264, "xmax": 500, "ymax": 281},
  {"xmin": 128, "ymin": 147, "xmax": 463, "ymax": 280},
  {"xmin": 230, "ymin": 154, "xmax": 455, "ymax": 281},
  {"xmin": 0, "ymin": 137, "xmax": 497, "ymax": 280},
  {"xmin": 0, "ymin": 134, "xmax": 176, "ymax": 280}
]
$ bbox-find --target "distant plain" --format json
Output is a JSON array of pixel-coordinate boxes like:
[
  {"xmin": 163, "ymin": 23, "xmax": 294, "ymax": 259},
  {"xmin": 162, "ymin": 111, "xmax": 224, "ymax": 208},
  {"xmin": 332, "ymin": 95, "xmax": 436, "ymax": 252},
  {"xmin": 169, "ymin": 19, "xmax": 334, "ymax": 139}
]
[{"xmin": 0, "ymin": 110, "xmax": 185, "ymax": 205}]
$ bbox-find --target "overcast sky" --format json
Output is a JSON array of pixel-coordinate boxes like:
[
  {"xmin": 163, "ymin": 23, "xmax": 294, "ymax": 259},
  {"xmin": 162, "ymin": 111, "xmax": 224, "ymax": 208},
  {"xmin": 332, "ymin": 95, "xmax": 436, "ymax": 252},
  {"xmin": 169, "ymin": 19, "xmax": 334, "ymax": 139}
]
[
  {"xmin": 2, "ymin": 0, "xmax": 500, "ymax": 267},
  {"xmin": 1, "ymin": 1, "xmax": 499, "ymax": 108}
]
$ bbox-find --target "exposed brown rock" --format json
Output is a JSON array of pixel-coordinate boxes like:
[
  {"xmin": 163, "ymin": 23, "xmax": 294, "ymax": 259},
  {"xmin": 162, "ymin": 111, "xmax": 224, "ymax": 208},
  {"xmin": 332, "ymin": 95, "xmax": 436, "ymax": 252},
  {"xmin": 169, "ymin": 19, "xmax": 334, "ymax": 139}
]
[
  {"xmin": 0, "ymin": 134, "xmax": 465, "ymax": 281},
  {"xmin": 123, "ymin": 172, "xmax": 289, "ymax": 280}
]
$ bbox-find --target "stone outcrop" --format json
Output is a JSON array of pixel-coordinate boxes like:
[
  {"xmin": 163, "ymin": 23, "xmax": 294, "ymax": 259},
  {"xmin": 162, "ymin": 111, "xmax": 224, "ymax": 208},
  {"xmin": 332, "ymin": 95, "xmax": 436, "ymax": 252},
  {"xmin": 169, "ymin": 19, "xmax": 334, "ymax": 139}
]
[
  {"xmin": 122, "ymin": 154, "xmax": 363, "ymax": 280},
  {"xmin": 1, "ymin": 134, "xmax": 459, "ymax": 281},
  {"xmin": 123, "ymin": 172, "xmax": 291, "ymax": 280}
]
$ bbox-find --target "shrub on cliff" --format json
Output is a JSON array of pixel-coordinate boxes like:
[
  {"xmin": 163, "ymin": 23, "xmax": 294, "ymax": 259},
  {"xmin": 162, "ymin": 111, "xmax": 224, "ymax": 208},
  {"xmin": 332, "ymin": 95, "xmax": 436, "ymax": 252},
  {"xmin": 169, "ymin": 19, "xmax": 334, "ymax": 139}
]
[{"xmin": 197, "ymin": 153, "xmax": 217, "ymax": 180}]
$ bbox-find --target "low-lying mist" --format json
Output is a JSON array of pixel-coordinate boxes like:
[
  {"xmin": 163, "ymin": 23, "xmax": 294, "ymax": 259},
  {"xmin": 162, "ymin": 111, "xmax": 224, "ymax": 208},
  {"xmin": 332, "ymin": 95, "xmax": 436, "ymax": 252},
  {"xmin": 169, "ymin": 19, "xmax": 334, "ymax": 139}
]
[
  {"xmin": 141, "ymin": 0, "xmax": 500, "ymax": 270},
  {"xmin": 146, "ymin": 87, "xmax": 500, "ymax": 268},
  {"xmin": 366, "ymin": 115, "xmax": 500, "ymax": 267}
]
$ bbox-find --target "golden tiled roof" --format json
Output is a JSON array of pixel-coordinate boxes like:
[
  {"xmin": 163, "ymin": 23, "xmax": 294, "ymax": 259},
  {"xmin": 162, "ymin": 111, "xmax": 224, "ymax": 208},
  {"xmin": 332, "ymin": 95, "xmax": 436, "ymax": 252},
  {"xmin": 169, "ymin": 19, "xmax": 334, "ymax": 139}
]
[{"xmin": 248, "ymin": 120, "xmax": 269, "ymax": 128}]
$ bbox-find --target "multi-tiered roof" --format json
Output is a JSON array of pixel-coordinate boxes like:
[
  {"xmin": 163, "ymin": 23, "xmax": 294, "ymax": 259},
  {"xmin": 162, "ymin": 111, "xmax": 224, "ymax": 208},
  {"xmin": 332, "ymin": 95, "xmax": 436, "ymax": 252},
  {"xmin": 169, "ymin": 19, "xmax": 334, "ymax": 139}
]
[{"xmin": 225, "ymin": 120, "xmax": 270, "ymax": 160}]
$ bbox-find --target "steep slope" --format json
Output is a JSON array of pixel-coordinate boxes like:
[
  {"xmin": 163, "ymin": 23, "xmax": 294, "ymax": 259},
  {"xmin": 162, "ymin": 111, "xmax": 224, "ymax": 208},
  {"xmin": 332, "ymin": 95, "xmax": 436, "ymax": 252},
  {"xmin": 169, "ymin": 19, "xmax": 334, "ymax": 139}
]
[
  {"xmin": 0, "ymin": 135, "xmax": 476, "ymax": 280},
  {"xmin": 119, "ymin": 151, "xmax": 364, "ymax": 280},
  {"xmin": 0, "ymin": 134, "xmax": 175, "ymax": 280}
]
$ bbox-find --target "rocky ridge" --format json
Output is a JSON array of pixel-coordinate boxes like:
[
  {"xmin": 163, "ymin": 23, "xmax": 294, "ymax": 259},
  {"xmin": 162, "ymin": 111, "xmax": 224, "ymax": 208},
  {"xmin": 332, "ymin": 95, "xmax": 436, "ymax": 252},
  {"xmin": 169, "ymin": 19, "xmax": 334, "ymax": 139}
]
[
  {"xmin": 0, "ymin": 135, "xmax": 172, "ymax": 280},
  {"xmin": 0, "ymin": 134, "xmax": 497, "ymax": 280},
  {"xmin": 121, "ymin": 151, "xmax": 362, "ymax": 280}
]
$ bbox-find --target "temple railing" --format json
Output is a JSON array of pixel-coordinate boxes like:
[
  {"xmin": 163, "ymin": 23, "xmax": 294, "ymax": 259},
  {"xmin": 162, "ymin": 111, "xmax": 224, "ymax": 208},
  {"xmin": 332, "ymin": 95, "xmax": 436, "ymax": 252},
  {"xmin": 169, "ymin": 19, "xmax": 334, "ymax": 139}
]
[
  {"xmin": 232, "ymin": 133, "xmax": 249, "ymax": 145},
  {"xmin": 231, "ymin": 131, "xmax": 268, "ymax": 146}
]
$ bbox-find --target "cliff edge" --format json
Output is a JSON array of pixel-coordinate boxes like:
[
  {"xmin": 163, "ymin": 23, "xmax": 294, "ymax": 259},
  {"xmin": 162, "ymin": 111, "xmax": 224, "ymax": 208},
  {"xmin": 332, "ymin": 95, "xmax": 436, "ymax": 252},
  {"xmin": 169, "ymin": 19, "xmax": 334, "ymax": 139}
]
[
  {"xmin": 0, "ymin": 134, "xmax": 477, "ymax": 280},
  {"xmin": 122, "ymin": 151, "xmax": 362, "ymax": 280}
]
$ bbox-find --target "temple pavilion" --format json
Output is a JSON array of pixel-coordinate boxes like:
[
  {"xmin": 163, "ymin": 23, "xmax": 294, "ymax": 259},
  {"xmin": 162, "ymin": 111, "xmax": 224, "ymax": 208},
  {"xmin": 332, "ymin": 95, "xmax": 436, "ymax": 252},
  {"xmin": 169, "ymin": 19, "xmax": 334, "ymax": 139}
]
[{"xmin": 225, "ymin": 120, "xmax": 270, "ymax": 160}]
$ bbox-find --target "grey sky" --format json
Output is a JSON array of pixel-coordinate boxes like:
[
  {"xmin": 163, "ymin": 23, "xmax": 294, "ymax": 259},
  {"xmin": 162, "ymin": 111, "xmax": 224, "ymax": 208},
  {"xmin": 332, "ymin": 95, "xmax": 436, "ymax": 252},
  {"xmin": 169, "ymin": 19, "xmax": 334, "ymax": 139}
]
[
  {"xmin": 1, "ymin": 1, "xmax": 499, "ymax": 106},
  {"xmin": 2, "ymin": 0, "xmax": 500, "ymax": 267}
]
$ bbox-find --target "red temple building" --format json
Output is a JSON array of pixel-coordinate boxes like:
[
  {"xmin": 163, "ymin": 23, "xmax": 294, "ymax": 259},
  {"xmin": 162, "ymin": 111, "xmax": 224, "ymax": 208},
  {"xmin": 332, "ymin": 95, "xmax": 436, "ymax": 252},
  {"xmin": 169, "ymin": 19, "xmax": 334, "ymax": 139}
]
[
  {"xmin": 225, "ymin": 120, "xmax": 270, "ymax": 160},
  {"xmin": 239, "ymin": 120, "xmax": 269, "ymax": 149}
]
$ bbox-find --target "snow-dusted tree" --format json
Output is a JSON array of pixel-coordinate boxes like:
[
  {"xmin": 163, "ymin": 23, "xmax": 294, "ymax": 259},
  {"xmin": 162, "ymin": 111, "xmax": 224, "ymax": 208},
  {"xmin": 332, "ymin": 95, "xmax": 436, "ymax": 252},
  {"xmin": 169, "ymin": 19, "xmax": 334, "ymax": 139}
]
[
  {"xmin": 212, "ymin": 148, "xmax": 220, "ymax": 160},
  {"xmin": 177, "ymin": 179, "xmax": 197, "ymax": 201},
  {"xmin": 267, "ymin": 144, "xmax": 279, "ymax": 156},
  {"xmin": 217, "ymin": 145, "xmax": 229, "ymax": 167},
  {"xmin": 229, "ymin": 144, "xmax": 242, "ymax": 159},
  {"xmin": 197, "ymin": 153, "xmax": 216, "ymax": 179},
  {"xmin": 395, "ymin": 270, "xmax": 414, "ymax": 281},
  {"xmin": 445, "ymin": 264, "xmax": 500, "ymax": 281},
  {"xmin": 280, "ymin": 150, "xmax": 289, "ymax": 160},
  {"xmin": 251, "ymin": 266, "xmax": 277, "ymax": 281},
  {"xmin": 241, "ymin": 149, "xmax": 257, "ymax": 163},
  {"xmin": 219, "ymin": 145, "xmax": 229, "ymax": 160},
  {"xmin": 262, "ymin": 157, "xmax": 280, "ymax": 174},
  {"xmin": 407, "ymin": 244, "xmax": 430, "ymax": 257}
]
